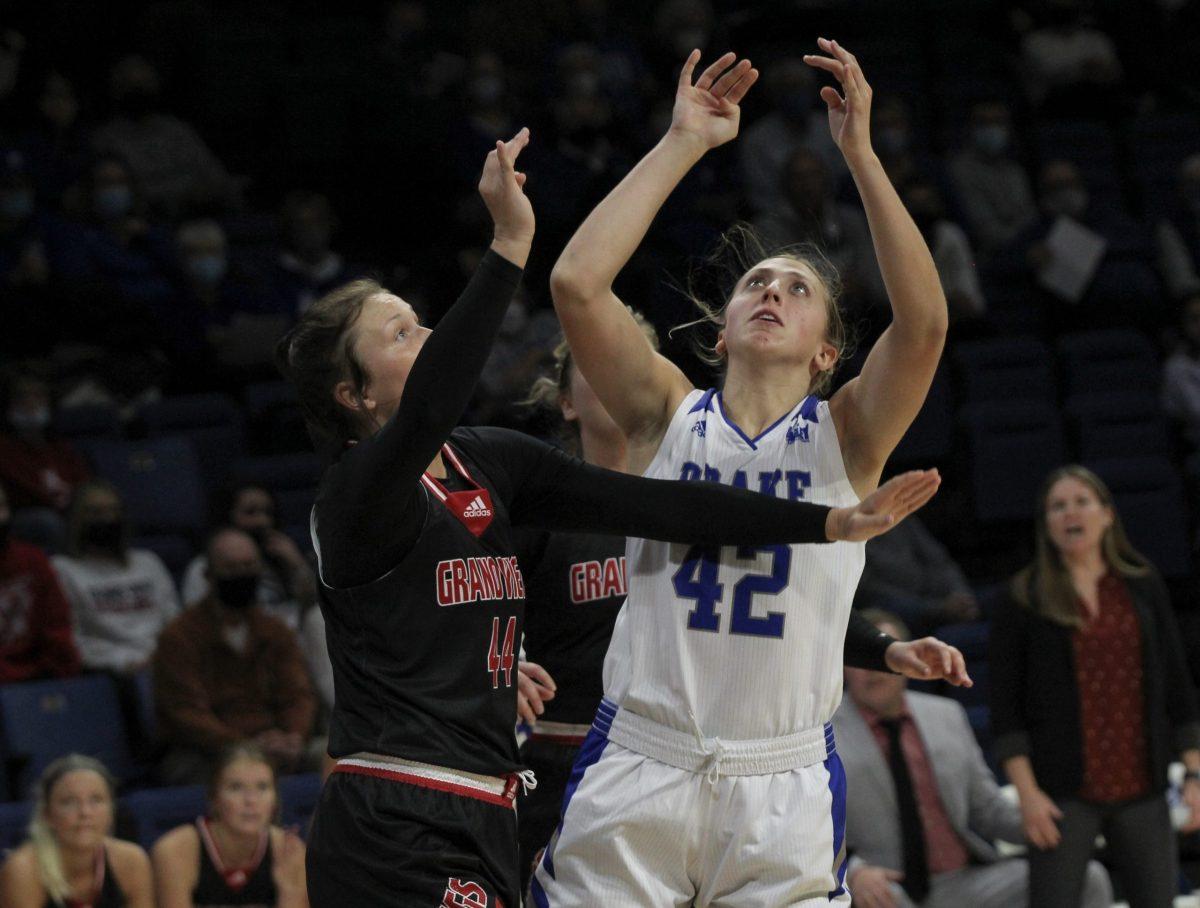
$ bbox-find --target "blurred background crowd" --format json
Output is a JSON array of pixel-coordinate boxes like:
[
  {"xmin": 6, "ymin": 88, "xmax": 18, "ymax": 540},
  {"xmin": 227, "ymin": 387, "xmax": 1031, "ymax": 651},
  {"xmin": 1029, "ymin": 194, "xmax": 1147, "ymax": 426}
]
[{"xmin": 1, "ymin": 0, "xmax": 1200, "ymax": 901}]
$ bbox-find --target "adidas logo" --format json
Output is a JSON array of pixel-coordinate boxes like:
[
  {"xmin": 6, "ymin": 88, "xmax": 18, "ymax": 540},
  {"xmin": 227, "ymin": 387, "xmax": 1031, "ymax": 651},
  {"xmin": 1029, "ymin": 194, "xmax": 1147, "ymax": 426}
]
[{"xmin": 463, "ymin": 495, "xmax": 492, "ymax": 518}]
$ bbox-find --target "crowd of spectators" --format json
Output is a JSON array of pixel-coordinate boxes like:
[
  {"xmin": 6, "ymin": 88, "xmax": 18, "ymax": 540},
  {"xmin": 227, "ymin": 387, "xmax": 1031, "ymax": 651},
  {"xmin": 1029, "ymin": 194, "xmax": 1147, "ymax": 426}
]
[{"xmin": 1, "ymin": 0, "xmax": 1200, "ymax": 902}]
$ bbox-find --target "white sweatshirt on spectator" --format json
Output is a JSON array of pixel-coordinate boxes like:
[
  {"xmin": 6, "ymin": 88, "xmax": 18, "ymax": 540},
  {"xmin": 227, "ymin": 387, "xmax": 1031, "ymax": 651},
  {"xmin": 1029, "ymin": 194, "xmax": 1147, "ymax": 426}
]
[{"xmin": 52, "ymin": 550, "xmax": 180, "ymax": 673}]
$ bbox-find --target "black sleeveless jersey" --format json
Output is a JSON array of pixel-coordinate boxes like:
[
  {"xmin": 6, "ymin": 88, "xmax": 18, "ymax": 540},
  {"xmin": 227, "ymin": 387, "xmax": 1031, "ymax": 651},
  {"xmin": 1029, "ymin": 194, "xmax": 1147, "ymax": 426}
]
[
  {"xmin": 192, "ymin": 818, "xmax": 276, "ymax": 907},
  {"xmin": 54, "ymin": 847, "xmax": 125, "ymax": 908},
  {"xmin": 517, "ymin": 529, "xmax": 626, "ymax": 724},
  {"xmin": 316, "ymin": 428, "xmax": 529, "ymax": 775}
]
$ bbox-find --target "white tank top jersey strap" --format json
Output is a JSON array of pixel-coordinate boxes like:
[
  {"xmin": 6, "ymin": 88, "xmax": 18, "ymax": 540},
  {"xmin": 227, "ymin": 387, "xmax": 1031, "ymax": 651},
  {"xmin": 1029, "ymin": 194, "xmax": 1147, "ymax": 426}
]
[{"xmin": 606, "ymin": 387, "xmax": 865, "ymax": 747}]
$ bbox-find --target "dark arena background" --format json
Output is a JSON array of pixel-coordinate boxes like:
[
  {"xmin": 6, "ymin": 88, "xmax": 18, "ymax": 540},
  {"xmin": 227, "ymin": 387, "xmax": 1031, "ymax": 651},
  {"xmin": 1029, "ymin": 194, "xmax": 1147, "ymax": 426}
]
[{"xmin": 1, "ymin": 0, "xmax": 1200, "ymax": 904}]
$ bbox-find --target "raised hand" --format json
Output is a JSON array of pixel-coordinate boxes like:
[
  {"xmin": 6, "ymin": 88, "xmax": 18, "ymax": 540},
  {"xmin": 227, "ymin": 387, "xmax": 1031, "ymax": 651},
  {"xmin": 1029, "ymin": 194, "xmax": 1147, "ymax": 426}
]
[
  {"xmin": 825, "ymin": 469, "xmax": 941, "ymax": 542},
  {"xmin": 479, "ymin": 127, "xmax": 535, "ymax": 264},
  {"xmin": 667, "ymin": 50, "xmax": 759, "ymax": 152},
  {"xmin": 803, "ymin": 37, "xmax": 874, "ymax": 162}
]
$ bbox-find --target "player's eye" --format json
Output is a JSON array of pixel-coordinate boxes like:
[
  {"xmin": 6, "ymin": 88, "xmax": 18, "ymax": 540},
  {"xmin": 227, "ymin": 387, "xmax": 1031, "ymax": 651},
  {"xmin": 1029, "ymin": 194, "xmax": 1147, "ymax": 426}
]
[
  {"xmin": 791, "ymin": 282, "xmax": 808, "ymax": 295},
  {"xmin": 747, "ymin": 277, "xmax": 764, "ymax": 287}
]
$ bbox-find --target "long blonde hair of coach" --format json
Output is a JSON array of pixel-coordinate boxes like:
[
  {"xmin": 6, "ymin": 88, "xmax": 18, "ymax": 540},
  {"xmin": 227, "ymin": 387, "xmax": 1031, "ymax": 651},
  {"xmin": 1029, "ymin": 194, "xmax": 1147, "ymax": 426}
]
[
  {"xmin": 28, "ymin": 755, "xmax": 118, "ymax": 906},
  {"xmin": 1011, "ymin": 464, "xmax": 1150, "ymax": 627}
]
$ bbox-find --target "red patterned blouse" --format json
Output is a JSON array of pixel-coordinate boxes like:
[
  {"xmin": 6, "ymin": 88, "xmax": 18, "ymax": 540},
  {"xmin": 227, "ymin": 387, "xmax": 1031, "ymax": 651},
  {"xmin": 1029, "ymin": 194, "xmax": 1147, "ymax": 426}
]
[{"xmin": 1072, "ymin": 573, "xmax": 1150, "ymax": 803}]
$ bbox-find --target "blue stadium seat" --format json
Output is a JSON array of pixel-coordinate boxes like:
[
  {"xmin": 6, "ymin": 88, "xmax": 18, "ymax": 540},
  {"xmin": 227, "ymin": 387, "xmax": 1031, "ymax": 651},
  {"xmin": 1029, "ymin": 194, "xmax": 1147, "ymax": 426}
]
[
  {"xmin": 1032, "ymin": 122, "xmax": 1120, "ymax": 194},
  {"xmin": 141, "ymin": 394, "xmax": 245, "ymax": 493},
  {"xmin": 120, "ymin": 784, "xmax": 207, "ymax": 850},
  {"xmin": 890, "ymin": 366, "xmax": 954, "ymax": 467},
  {"xmin": 85, "ymin": 437, "xmax": 206, "ymax": 535},
  {"xmin": 1081, "ymin": 260, "xmax": 1164, "ymax": 324},
  {"xmin": 233, "ymin": 453, "xmax": 323, "ymax": 495},
  {"xmin": 273, "ymin": 488, "xmax": 317, "ymax": 532},
  {"xmin": 0, "ymin": 676, "xmax": 133, "ymax": 799},
  {"xmin": 131, "ymin": 533, "xmax": 195, "ymax": 583},
  {"xmin": 244, "ymin": 380, "xmax": 296, "ymax": 415},
  {"xmin": 1057, "ymin": 329, "xmax": 1160, "ymax": 398},
  {"xmin": 953, "ymin": 337, "xmax": 1056, "ymax": 403},
  {"xmin": 130, "ymin": 669, "xmax": 157, "ymax": 746},
  {"xmin": 0, "ymin": 800, "xmax": 31, "ymax": 852},
  {"xmin": 278, "ymin": 773, "xmax": 323, "ymax": 838},
  {"xmin": 1086, "ymin": 456, "xmax": 1191, "ymax": 579},
  {"xmin": 54, "ymin": 404, "xmax": 121, "ymax": 443},
  {"xmin": 1064, "ymin": 392, "xmax": 1171, "ymax": 460},
  {"xmin": 140, "ymin": 394, "xmax": 241, "ymax": 434},
  {"xmin": 960, "ymin": 400, "xmax": 1067, "ymax": 522}
]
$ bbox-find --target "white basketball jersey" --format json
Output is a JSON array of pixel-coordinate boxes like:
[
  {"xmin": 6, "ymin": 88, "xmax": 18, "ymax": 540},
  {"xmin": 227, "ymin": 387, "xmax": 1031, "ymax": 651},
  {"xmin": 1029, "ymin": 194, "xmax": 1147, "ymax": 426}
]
[{"xmin": 607, "ymin": 388, "xmax": 865, "ymax": 741}]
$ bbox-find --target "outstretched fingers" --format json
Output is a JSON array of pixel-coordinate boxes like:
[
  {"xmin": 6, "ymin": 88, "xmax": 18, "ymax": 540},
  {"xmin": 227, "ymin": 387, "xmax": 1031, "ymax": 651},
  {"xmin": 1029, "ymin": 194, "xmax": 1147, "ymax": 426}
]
[
  {"xmin": 724, "ymin": 66, "xmax": 759, "ymax": 105},
  {"xmin": 678, "ymin": 49, "xmax": 702, "ymax": 92},
  {"xmin": 694, "ymin": 51, "xmax": 737, "ymax": 91},
  {"xmin": 711, "ymin": 58, "xmax": 752, "ymax": 97}
]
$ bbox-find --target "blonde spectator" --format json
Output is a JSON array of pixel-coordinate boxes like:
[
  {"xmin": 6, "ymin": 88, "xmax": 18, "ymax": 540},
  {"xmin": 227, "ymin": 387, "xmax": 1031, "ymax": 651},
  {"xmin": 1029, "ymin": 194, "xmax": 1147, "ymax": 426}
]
[{"xmin": 0, "ymin": 755, "xmax": 153, "ymax": 908}]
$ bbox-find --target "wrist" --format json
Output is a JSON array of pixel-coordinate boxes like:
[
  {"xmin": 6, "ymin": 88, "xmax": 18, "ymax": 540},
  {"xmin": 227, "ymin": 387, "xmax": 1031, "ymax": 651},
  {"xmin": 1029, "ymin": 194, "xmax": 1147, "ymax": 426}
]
[
  {"xmin": 489, "ymin": 234, "xmax": 532, "ymax": 267},
  {"xmin": 662, "ymin": 128, "xmax": 710, "ymax": 161},
  {"xmin": 844, "ymin": 148, "xmax": 881, "ymax": 176},
  {"xmin": 824, "ymin": 507, "xmax": 840, "ymax": 542}
]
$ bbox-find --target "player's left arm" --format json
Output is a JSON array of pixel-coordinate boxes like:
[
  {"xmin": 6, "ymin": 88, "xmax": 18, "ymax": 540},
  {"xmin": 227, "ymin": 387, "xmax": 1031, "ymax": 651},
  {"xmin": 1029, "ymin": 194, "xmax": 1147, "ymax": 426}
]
[
  {"xmin": 843, "ymin": 610, "xmax": 972, "ymax": 686},
  {"xmin": 808, "ymin": 40, "xmax": 947, "ymax": 494}
]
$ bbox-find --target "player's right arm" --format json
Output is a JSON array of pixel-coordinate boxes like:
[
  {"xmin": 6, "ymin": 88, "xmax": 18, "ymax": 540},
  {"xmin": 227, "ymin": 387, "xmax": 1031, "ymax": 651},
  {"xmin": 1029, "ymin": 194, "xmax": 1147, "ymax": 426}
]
[
  {"xmin": 550, "ymin": 51, "xmax": 758, "ymax": 454},
  {"xmin": 150, "ymin": 826, "xmax": 201, "ymax": 908},
  {"xmin": 316, "ymin": 133, "xmax": 531, "ymax": 588}
]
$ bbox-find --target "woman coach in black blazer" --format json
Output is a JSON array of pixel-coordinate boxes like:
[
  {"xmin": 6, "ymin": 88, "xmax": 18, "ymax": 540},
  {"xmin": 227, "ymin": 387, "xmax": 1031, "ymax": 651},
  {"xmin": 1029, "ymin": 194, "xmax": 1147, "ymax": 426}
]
[{"xmin": 990, "ymin": 464, "xmax": 1200, "ymax": 908}]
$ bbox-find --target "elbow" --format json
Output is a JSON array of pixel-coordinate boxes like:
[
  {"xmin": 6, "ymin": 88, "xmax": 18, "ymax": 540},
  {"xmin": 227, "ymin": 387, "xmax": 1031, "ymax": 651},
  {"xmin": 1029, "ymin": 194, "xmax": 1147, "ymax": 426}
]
[{"xmin": 550, "ymin": 258, "xmax": 606, "ymax": 308}]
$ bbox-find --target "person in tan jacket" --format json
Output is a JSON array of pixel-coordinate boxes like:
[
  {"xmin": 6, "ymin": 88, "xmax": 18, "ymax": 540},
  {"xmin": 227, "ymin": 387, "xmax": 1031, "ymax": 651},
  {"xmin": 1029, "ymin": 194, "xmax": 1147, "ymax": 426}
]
[{"xmin": 154, "ymin": 527, "xmax": 316, "ymax": 784}]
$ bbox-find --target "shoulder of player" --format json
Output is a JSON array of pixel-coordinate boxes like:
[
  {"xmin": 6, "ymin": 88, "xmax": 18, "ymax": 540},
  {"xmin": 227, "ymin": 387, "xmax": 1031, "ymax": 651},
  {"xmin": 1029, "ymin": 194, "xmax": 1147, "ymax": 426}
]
[
  {"xmin": 105, "ymin": 837, "xmax": 152, "ymax": 883},
  {"xmin": 268, "ymin": 825, "xmax": 304, "ymax": 854},
  {"xmin": 154, "ymin": 824, "xmax": 199, "ymax": 860},
  {"xmin": 0, "ymin": 842, "xmax": 37, "ymax": 878}
]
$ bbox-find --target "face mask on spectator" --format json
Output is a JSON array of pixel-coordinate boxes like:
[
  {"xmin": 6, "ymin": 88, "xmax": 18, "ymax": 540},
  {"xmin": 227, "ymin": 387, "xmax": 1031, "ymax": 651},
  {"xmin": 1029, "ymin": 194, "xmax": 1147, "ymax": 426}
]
[
  {"xmin": 1044, "ymin": 187, "xmax": 1089, "ymax": 220},
  {"xmin": 1, "ymin": 189, "xmax": 33, "ymax": 221},
  {"xmin": 216, "ymin": 574, "xmax": 260, "ymax": 610},
  {"xmin": 93, "ymin": 185, "xmax": 133, "ymax": 220},
  {"xmin": 186, "ymin": 254, "xmax": 227, "ymax": 286},
  {"xmin": 972, "ymin": 124, "xmax": 1009, "ymax": 156},
  {"xmin": 81, "ymin": 520, "xmax": 123, "ymax": 552},
  {"xmin": 8, "ymin": 406, "xmax": 51, "ymax": 432}
]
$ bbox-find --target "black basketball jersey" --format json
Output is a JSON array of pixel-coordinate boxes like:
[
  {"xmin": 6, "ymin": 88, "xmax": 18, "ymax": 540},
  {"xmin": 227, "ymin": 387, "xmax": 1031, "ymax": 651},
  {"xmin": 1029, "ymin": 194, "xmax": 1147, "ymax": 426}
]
[
  {"xmin": 53, "ymin": 846, "xmax": 125, "ymax": 908},
  {"xmin": 192, "ymin": 818, "xmax": 276, "ymax": 907},
  {"xmin": 315, "ymin": 429, "xmax": 529, "ymax": 775},
  {"xmin": 518, "ymin": 529, "xmax": 626, "ymax": 724}
]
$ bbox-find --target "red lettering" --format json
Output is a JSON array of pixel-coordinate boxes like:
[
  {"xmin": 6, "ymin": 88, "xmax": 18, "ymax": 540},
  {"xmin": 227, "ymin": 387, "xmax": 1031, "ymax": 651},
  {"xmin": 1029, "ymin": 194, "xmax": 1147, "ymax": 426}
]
[
  {"xmin": 602, "ymin": 557, "xmax": 624, "ymax": 597},
  {"xmin": 443, "ymin": 877, "xmax": 489, "ymax": 908},
  {"xmin": 451, "ymin": 559, "xmax": 470, "ymax": 604},
  {"xmin": 569, "ymin": 563, "xmax": 586, "ymax": 604}
]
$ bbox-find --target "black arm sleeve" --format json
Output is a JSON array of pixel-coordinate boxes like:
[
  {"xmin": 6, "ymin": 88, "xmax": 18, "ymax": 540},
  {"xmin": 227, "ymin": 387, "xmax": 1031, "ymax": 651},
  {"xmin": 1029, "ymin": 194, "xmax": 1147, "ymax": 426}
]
[
  {"xmin": 462, "ymin": 427, "xmax": 834, "ymax": 548},
  {"xmin": 316, "ymin": 252, "xmax": 523, "ymax": 587},
  {"xmin": 1145, "ymin": 574, "xmax": 1200, "ymax": 753},
  {"xmin": 988, "ymin": 589, "xmax": 1032, "ymax": 764},
  {"xmin": 843, "ymin": 609, "xmax": 895, "ymax": 672}
]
